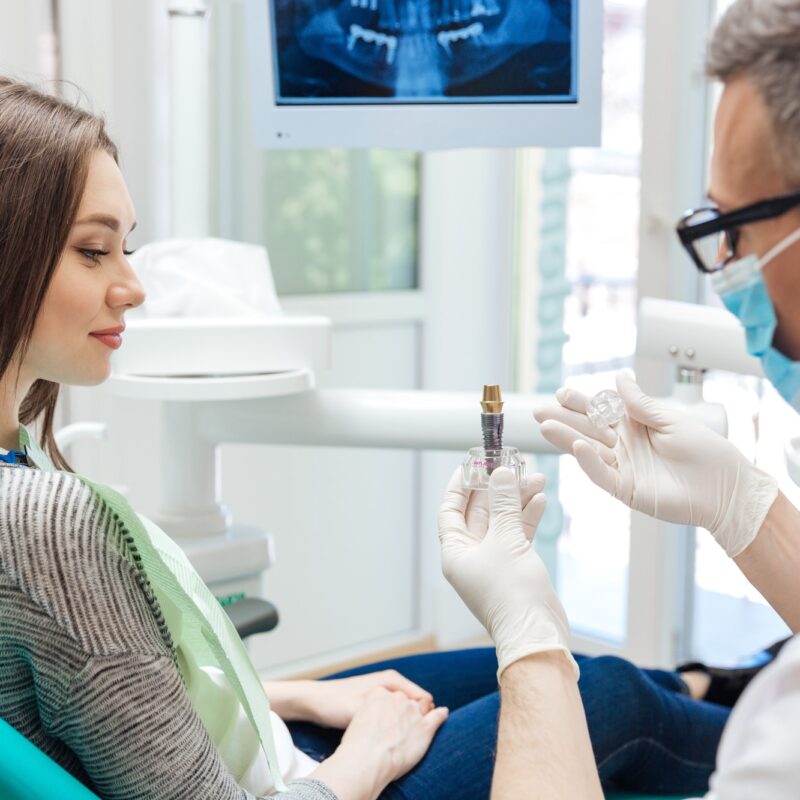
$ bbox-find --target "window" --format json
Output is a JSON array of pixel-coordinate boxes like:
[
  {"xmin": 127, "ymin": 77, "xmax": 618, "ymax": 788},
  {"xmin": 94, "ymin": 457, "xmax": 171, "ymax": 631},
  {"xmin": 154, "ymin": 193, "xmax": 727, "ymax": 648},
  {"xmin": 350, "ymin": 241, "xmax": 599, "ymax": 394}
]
[{"xmin": 516, "ymin": 0, "xmax": 646, "ymax": 642}]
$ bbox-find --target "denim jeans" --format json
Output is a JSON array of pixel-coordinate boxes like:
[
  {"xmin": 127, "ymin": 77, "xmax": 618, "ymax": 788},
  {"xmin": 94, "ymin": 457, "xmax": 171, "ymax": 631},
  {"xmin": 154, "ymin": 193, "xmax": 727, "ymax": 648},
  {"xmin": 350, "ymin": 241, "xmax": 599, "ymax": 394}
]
[{"xmin": 287, "ymin": 649, "xmax": 730, "ymax": 799}]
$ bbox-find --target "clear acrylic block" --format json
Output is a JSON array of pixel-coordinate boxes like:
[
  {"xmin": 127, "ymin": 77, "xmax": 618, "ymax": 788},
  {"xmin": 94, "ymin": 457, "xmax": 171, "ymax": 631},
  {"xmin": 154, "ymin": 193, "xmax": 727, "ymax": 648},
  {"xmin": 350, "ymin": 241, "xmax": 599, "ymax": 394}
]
[
  {"xmin": 461, "ymin": 447, "xmax": 527, "ymax": 491},
  {"xmin": 586, "ymin": 389, "xmax": 625, "ymax": 428}
]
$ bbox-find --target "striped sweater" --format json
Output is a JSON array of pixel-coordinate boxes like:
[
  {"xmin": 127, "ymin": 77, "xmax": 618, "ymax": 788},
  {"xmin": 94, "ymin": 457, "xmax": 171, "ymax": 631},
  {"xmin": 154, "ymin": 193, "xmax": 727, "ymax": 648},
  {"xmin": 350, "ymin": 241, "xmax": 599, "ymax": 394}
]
[{"xmin": 0, "ymin": 463, "xmax": 337, "ymax": 800}]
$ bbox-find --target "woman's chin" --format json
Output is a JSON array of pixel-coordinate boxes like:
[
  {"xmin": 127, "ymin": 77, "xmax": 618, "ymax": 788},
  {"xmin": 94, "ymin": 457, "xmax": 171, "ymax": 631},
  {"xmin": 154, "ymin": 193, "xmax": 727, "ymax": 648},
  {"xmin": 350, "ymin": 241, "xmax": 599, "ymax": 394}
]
[{"xmin": 67, "ymin": 362, "xmax": 112, "ymax": 387}]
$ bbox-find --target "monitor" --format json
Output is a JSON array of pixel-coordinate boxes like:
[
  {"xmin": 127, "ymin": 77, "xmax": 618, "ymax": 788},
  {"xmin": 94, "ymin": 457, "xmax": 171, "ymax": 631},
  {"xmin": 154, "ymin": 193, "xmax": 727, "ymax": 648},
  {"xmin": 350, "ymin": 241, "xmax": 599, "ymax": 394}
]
[{"xmin": 245, "ymin": 0, "xmax": 602, "ymax": 150}]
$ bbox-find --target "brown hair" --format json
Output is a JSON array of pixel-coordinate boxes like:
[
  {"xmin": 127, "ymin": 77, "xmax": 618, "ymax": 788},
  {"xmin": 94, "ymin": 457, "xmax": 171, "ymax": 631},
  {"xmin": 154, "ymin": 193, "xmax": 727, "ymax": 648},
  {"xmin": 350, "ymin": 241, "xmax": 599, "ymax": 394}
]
[
  {"xmin": 0, "ymin": 78, "xmax": 118, "ymax": 470},
  {"xmin": 707, "ymin": 0, "xmax": 800, "ymax": 186}
]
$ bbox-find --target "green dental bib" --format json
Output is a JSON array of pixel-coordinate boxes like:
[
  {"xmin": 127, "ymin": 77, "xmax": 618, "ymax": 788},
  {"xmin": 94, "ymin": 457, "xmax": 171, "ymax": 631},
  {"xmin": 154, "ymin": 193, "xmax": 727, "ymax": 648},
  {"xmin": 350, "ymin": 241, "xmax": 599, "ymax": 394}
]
[{"xmin": 19, "ymin": 426, "xmax": 286, "ymax": 794}]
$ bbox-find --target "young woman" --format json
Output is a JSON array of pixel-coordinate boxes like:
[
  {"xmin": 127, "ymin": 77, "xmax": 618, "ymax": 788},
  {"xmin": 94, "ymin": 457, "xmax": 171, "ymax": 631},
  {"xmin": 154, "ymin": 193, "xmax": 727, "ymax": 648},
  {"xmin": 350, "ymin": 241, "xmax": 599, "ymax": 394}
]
[{"xmin": 0, "ymin": 77, "xmax": 779, "ymax": 800}]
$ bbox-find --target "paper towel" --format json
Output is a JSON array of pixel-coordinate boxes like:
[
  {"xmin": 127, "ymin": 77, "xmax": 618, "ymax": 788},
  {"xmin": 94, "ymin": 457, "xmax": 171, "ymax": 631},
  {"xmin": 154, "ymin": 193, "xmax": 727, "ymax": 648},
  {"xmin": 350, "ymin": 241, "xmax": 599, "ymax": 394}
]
[{"xmin": 128, "ymin": 238, "xmax": 282, "ymax": 318}]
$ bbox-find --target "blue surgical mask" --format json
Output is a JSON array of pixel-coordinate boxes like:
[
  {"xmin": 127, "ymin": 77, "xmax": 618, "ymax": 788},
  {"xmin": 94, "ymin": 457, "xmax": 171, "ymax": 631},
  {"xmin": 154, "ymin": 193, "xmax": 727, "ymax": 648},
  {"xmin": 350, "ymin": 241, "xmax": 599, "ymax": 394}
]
[{"xmin": 711, "ymin": 226, "xmax": 800, "ymax": 410}]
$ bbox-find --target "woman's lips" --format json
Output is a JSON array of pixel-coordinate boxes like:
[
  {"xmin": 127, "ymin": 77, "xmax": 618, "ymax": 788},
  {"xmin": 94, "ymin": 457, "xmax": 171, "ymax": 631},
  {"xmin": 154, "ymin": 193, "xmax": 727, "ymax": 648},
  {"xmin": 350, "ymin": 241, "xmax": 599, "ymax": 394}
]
[{"xmin": 89, "ymin": 332, "xmax": 122, "ymax": 350}]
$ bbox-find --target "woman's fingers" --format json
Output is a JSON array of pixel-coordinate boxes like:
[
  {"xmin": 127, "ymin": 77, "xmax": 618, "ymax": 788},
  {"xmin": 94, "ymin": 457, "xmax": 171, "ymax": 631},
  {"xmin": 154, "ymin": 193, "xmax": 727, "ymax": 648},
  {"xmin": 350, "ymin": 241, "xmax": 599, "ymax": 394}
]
[
  {"xmin": 379, "ymin": 671, "xmax": 434, "ymax": 707},
  {"xmin": 422, "ymin": 705, "xmax": 449, "ymax": 735}
]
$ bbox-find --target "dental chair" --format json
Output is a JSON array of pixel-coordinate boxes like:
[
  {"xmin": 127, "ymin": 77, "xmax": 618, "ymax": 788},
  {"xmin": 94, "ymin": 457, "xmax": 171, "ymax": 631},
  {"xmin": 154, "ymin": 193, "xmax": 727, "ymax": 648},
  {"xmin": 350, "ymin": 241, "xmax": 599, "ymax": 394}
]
[{"xmin": 0, "ymin": 597, "xmax": 279, "ymax": 799}]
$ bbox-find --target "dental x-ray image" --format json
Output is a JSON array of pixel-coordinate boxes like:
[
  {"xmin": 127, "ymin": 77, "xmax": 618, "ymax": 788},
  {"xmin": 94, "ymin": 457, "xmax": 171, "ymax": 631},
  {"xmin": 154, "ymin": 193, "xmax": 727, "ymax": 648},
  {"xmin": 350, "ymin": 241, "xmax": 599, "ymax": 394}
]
[{"xmin": 270, "ymin": 0, "xmax": 576, "ymax": 103}]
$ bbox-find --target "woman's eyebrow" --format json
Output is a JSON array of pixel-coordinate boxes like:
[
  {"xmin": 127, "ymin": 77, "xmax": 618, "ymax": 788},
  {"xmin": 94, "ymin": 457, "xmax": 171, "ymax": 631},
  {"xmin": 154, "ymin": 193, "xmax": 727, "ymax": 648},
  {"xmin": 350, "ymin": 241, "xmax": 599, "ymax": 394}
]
[{"xmin": 74, "ymin": 213, "xmax": 137, "ymax": 234}]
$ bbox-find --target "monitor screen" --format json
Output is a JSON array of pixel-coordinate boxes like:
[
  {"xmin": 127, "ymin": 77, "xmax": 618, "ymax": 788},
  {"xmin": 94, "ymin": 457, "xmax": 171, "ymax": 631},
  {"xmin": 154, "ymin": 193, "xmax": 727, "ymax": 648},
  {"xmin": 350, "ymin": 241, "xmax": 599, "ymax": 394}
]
[
  {"xmin": 271, "ymin": 0, "xmax": 576, "ymax": 106},
  {"xmin": 246, "ymin": 0, "xmax": 600, "ymax": 150}
]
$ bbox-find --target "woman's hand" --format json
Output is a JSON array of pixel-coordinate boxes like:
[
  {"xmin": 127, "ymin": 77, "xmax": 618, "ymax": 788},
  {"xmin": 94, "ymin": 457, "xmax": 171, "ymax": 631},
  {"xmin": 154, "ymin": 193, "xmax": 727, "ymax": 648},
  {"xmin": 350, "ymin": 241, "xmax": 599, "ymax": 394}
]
[
  {"xmin": 312, "ymin": 687, "xmax": 449, "ymax": 800},
  {"xmin": 305, "ymin": 670, "xmax": 434, "ymax": 729},
  {"xmin": 264, "ymin": 670, "xmax": 434, "ymax": 729}
]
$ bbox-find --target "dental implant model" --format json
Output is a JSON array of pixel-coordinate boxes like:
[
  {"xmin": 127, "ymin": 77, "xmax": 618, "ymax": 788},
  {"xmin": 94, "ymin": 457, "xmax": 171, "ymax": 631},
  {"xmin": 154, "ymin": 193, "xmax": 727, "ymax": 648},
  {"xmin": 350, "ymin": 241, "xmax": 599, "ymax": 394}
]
[
  {"xmin": 586, "ymin": 389, "xmax": 626, "ymax": 428},
  {"xmin": 461, "ymin": 385, "xmax": 527, "ymax": 491}
]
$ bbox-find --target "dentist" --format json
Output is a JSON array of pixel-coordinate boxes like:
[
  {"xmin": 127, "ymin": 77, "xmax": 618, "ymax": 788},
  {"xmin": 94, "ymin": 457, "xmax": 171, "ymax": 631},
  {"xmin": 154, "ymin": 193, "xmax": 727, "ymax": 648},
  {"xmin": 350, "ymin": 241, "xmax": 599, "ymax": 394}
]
[{"xmin": 439, "ymin": 0, "xmax": 800, "ymax": 797}]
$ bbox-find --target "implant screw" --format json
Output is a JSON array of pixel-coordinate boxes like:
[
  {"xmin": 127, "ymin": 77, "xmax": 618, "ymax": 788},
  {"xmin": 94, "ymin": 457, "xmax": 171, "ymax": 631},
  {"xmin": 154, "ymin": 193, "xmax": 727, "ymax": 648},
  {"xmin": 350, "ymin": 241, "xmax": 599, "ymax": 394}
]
[{"xmin": 480, "ymin": 384, "xmax": 504, "ymax": 451}]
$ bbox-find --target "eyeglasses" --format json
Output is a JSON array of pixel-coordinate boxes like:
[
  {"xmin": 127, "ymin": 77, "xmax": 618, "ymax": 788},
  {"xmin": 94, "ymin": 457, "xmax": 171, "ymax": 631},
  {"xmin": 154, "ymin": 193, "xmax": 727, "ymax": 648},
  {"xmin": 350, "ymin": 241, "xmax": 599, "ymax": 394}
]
[{"xmin": 676, "ymin": 190, "xmax": 800, "ymax": 273}]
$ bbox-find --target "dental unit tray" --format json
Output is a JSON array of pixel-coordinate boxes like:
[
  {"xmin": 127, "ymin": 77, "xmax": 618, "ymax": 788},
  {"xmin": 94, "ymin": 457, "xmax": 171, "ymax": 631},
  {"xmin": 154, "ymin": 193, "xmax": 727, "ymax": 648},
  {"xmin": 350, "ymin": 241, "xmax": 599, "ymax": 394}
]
[
  {"xmin": 109, "ymin": 316, "xmax": 331, "ymax": 401},
  {"xmin": 112, "ymin": 316, "xmax": 331, "ymax": 376}
]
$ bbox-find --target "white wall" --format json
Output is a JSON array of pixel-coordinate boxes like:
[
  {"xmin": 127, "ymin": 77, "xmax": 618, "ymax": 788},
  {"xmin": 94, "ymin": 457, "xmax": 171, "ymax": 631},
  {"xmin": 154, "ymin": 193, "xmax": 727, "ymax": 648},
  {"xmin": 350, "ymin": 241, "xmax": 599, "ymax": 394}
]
[
  {"xmin": 0, "ymin": 0, "xmax": 54, "ymax": 81},
  {"xmin": 57, "ymin": 0, "xmax": 171, "ymax": 246}
]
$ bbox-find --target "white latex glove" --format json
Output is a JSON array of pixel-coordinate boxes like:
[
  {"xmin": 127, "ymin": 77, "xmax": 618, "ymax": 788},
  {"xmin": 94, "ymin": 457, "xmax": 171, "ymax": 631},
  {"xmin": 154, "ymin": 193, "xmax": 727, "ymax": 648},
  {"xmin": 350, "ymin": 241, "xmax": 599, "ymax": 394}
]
[
  {"xmin": 533, "ymin": 371, "xmax": 779, "ymax": 558},
  {"xmin": 438, "ymin": 467, "xmax": 578, "ymax": 680}
]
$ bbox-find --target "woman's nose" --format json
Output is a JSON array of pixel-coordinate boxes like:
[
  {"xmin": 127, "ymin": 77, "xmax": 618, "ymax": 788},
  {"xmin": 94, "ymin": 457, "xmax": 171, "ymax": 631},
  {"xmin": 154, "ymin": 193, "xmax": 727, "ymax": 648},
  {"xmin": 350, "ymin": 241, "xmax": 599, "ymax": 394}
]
[{"xmin": 109, "ymin": 262, "xmax": 147, "ymax": 310}]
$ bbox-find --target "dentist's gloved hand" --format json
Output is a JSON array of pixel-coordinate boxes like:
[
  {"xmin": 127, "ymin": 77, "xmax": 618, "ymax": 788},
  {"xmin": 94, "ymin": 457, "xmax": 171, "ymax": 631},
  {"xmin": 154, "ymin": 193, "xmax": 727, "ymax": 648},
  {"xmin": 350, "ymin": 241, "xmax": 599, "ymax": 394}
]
[
  {"xmin": 533, "ymin": 371, "xmax": 779, "ymax": 558},
  {"xmin": 438, "ymin": 468, "xmax": 578, "ymax": 680}
]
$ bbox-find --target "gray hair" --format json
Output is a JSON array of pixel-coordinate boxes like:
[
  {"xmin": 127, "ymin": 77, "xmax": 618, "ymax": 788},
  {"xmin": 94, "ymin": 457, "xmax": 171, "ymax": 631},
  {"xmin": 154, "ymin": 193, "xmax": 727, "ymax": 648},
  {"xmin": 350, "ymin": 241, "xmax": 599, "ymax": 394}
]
[{"xmin": 707, "ymin": 0, "xmax": 800, "ymax": 186}]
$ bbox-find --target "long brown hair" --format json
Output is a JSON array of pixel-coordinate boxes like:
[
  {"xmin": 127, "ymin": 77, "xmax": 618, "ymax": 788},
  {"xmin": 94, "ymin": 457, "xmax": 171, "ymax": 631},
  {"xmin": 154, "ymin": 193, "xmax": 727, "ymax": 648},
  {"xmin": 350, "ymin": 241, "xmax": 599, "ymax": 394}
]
[{"xmin": 0, "ymin": 78, "xmax": 118, "ymax": 471}]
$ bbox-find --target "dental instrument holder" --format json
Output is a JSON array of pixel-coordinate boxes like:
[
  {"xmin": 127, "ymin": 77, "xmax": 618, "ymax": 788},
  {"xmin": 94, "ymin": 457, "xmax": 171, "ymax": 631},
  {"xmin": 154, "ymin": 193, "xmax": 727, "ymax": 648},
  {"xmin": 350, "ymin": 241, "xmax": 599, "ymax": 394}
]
[{"xmin": 636, "ymin": 297, "xmax": 767, "ymax": 435}]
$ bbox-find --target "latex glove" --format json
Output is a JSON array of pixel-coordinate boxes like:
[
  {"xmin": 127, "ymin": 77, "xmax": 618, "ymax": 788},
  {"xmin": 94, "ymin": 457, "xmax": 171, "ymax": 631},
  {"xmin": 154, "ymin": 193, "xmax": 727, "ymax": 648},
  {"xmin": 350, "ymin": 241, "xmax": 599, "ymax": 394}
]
[
  {"xmin": 533, "ymin": 371, "xmax": 779, "ymax": 558},
  {"xmin": 438, "ymin": 467, "xmax": 578, "ymax": 680}
]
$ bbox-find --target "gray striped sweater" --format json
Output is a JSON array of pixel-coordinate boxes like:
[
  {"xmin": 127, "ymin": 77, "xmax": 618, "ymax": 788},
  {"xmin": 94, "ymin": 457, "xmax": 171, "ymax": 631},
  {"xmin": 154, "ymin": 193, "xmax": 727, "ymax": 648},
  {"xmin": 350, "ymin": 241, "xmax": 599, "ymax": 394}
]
[{"xmin": 0, "ymin": 463, "xmax": 337, "ymax": 800}]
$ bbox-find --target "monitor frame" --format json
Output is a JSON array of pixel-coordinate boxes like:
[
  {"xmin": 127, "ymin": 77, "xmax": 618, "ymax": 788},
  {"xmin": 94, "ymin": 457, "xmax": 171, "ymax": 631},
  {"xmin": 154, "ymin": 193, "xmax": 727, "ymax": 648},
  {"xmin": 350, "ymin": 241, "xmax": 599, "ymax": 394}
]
[{"xmin": 245, "ymin": 0, "xmax": 603, "ymax": 150}]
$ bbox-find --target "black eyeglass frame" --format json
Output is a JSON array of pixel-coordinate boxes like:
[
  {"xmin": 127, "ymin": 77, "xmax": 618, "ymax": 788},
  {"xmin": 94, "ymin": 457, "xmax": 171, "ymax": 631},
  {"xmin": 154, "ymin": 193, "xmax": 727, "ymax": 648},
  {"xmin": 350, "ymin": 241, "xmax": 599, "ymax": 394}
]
[{"xmin": 676, "ymin": 190, "xmax": 800, "ymax": 273}]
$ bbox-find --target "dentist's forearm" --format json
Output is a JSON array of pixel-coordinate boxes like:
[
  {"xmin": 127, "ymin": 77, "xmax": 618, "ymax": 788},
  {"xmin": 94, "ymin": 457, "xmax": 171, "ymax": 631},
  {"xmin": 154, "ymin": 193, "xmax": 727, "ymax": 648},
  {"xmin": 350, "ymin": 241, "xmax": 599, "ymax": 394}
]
[
  {"xmin": 735, "ymin": 491, "xmax": 800, "ymax": 632},
  {"xmin": 492, "ymin": 652, "xmax": 603, "ymax": 800}
]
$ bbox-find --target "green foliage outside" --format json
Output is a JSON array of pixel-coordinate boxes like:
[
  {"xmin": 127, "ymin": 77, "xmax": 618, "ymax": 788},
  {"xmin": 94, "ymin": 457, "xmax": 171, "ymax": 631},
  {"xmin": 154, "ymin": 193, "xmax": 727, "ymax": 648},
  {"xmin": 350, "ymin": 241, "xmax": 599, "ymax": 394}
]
[{"xmin": 259, "ymin": 150, "xmax": 419, "ymax": 295}]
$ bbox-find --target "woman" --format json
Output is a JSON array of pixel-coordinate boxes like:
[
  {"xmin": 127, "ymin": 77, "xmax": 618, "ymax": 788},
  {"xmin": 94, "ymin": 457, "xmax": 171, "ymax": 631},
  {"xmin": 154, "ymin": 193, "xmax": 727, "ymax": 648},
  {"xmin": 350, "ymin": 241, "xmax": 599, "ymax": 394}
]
[{"xmin": 0, "ymin": 76, "xmax": 775, "ymax": 800}]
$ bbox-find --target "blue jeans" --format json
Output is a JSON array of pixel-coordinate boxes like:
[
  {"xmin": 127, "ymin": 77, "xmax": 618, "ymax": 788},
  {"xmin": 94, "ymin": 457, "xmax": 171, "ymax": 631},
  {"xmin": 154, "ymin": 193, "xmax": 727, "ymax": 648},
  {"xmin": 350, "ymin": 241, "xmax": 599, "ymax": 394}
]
[{"xmin": 288, "ymin": 649, "xmax": 730, "ymax": 799}]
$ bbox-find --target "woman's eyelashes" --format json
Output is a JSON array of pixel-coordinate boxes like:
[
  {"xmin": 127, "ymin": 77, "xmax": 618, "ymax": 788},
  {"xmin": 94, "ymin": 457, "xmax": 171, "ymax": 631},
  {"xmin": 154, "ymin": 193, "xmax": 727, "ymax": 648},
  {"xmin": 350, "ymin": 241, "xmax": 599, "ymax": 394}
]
[
  {"xmin": 77, "ymin": 246, "xmax": 136, "ymax": 264},
  {"xmin": 78, "ymin": 247, "xmax": 109, "ymax": 264}
]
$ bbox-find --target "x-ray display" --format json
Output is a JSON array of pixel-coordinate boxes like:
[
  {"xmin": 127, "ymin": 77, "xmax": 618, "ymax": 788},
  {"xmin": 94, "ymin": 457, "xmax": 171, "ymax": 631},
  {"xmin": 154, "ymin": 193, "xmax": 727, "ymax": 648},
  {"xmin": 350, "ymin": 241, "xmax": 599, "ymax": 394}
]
[{"xmin": 269, "ymin": 0, "xmax": 576, "ymax": 104}]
